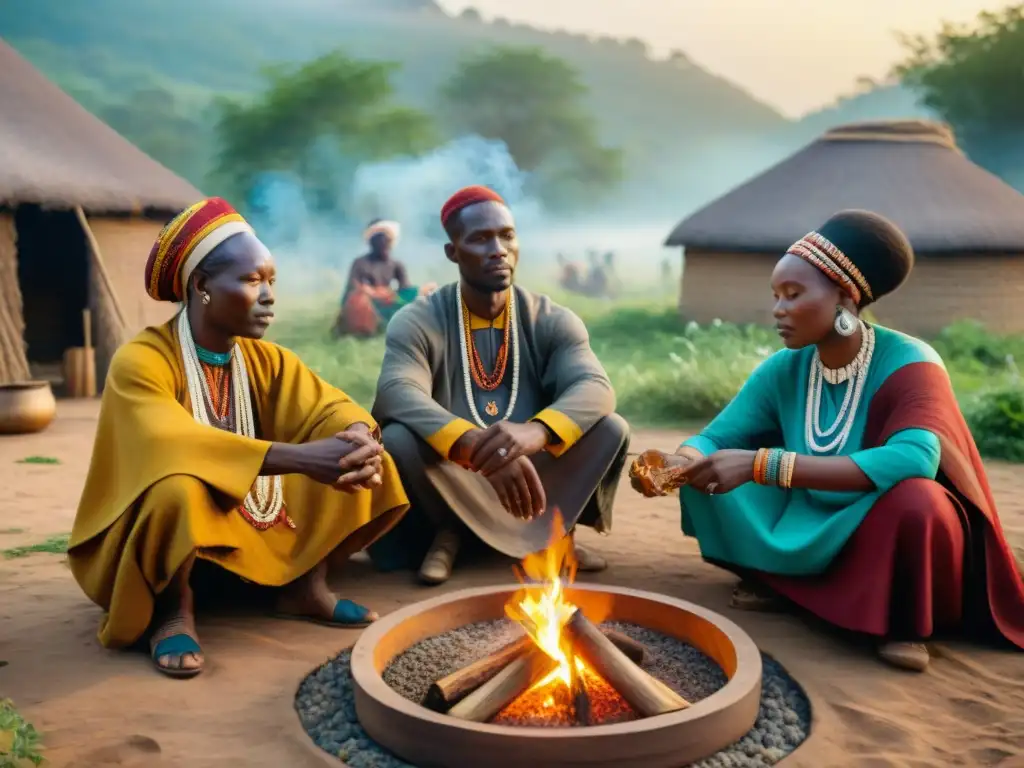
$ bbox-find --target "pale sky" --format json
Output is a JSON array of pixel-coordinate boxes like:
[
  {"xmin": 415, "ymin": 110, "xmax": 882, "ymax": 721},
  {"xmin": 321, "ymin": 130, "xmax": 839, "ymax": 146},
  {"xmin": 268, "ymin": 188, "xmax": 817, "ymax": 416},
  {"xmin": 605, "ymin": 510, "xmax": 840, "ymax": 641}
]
[{"xmin": 436, "ymin": 0, "xmax": 1005, "ymax": 116}]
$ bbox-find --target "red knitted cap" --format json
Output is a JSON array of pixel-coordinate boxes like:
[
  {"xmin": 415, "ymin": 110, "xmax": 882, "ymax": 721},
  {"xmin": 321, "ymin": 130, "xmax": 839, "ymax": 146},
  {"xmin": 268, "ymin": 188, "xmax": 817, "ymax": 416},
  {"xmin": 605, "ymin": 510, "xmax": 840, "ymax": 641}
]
[{"xmin": 440, "ymin": 185, "xmax": 506, "ymax": 228}]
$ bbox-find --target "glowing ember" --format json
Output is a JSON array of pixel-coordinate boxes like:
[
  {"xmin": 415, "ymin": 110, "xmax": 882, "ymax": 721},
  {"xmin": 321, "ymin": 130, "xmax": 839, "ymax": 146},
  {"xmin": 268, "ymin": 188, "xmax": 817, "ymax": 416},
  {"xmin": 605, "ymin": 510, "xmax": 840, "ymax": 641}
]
[{"xmin": 504, "ymin": 509, "xmax": 583, "ymax": 691}]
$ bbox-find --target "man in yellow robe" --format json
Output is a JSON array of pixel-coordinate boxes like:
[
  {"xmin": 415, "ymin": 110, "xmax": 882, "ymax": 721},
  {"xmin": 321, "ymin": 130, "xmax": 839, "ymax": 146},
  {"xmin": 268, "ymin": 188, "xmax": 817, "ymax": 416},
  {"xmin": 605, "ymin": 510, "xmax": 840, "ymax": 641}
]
[{"xmin": 68, "ymin": 197, "xmax": 408, "ymax": 678}]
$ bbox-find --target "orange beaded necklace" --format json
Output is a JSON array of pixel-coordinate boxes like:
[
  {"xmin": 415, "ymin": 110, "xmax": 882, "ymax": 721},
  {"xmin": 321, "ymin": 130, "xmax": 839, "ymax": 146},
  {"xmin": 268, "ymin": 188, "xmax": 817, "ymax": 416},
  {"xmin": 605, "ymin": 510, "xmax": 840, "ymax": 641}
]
[
  {"xmin": 202, "ymin": 364, "xmax": 232, "ymax": 423},
  {"xmin": 461, "ymin": 292, "xmax": 512, "ymax": 392}
]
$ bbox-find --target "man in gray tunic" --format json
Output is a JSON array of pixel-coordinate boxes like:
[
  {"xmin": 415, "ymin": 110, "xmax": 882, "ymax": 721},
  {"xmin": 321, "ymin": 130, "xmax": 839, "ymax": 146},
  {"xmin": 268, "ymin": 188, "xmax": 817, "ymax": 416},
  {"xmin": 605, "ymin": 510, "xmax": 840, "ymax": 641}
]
[{"xmin": 370, "ymin": 185, "xmax": 630, "ymax": 584}]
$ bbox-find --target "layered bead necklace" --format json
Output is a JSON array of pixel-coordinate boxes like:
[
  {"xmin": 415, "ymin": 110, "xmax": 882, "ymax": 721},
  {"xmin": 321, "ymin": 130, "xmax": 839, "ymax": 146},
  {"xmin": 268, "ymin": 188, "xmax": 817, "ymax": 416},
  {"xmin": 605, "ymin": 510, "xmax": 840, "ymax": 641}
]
[
  {"xmin": 456, "ymin": 282, "xmax": 520, "ymax": 427},
  {"xmin": 177, "ymin": 310, "xmax": 287, "ymax": 529},
  {"xmin": 804, "ymin": 321, "xmax": 875, "ymax": 455}
]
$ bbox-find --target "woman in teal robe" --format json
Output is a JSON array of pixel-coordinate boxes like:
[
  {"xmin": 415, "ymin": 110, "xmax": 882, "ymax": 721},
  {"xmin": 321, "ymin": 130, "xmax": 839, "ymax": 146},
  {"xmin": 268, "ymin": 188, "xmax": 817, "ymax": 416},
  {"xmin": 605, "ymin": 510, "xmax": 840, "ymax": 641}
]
[{"xmin": 632, "ymin": 210, "xmax": 1024, "ymax": 673}]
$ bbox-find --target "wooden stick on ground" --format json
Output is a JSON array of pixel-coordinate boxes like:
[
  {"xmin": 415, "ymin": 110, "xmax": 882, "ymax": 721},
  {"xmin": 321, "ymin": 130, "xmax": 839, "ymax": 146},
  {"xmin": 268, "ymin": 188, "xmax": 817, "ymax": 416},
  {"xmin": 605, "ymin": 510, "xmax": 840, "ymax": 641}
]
[
  {"xmin": 446, "ymin": 646, "xmax": 558, "ymax": 723},
  {"xmin": 563, "ymin": 610, "xmax": 690, "ymax": 718},
  {"xmin": 425, "ymin": 628, "xmax": 648, "ymax": 711}
]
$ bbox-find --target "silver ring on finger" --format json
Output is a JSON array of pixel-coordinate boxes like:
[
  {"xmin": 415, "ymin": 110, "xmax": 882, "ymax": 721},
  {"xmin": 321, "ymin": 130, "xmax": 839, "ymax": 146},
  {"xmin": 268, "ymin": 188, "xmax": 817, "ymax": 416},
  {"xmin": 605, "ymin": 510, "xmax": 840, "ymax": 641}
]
[
  {"xmin": 706, "ymin": 482, "xmax": 719, "ymax": 495},
  {"xmin": 497, "ymin": 447, "xmax": 509, "ymax": 458}
]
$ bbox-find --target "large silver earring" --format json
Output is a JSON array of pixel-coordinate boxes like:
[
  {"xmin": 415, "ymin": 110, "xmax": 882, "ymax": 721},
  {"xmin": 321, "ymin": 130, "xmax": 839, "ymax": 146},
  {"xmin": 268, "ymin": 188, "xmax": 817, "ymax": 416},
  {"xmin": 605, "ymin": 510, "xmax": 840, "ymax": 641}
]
[
  {"xmin": 834, "ymin": 306, "xmax": 857, "ymax": 337},
  {"xmin": 201, "ymin": 291, "xmax": 211, "ymax": 305}
]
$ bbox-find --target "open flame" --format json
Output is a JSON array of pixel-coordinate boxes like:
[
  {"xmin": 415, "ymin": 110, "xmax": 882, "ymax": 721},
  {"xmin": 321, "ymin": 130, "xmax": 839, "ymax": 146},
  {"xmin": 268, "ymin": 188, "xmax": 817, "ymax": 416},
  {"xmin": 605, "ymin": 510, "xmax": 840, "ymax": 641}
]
[{"xmin": 504, "ymin": 509, "xmax": 582, "ymax": 690}]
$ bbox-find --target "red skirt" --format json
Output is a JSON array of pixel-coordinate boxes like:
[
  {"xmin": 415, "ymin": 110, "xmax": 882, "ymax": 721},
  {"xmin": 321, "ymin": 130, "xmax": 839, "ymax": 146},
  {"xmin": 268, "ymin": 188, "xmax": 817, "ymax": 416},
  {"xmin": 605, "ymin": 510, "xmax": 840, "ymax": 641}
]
[{"xmin": 756, "ymin": 478, "xmax": 972, "ymax": 640}]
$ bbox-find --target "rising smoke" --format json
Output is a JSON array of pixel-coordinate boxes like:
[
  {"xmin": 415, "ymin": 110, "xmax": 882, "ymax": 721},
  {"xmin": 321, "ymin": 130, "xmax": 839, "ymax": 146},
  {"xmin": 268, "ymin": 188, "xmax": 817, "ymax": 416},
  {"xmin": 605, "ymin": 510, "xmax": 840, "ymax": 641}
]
[{"xmin": 247, "ymin": 130, "xmax": 799, "ymax": 301}]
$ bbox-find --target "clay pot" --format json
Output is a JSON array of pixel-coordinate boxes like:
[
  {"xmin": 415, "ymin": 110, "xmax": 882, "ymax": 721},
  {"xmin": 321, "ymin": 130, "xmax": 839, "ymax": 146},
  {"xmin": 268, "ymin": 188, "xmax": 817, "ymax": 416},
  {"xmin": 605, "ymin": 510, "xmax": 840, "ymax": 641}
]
[{"xmin": 0, "ymin": 381, "xmax": 57, "ymax": 435}]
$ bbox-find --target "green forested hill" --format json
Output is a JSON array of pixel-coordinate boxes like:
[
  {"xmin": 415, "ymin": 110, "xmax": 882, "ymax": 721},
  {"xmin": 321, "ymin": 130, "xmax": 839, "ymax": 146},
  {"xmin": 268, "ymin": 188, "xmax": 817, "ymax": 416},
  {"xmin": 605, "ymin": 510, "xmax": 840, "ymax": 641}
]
[{"xmin": 0, "ymin": 0, "xmax": 787, "ymax": 212}]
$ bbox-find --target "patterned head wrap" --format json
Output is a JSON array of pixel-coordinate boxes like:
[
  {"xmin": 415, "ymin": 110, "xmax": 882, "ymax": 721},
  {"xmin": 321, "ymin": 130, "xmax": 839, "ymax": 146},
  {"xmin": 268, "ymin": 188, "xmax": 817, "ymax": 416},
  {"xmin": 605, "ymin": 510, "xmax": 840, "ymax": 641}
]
[
  {"xmin": 144, "ymin": 197, "xmax": 255, "ymax": 303},
  {"xmin": 440, "ymin": 185, "xmax": 506, "ymax": 230},
  {"xmin": 784, "ymin": 210, "xmax": 914, "ymax": 307},
  {"xmin": 364, "ymin": 219, "xmax": 401, "ymax": 245}
]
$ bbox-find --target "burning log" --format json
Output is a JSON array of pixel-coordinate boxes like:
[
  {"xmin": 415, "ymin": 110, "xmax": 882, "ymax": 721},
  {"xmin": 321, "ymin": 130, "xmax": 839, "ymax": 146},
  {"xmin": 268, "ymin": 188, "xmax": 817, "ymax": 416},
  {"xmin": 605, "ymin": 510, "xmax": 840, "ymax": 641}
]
[
  {"xmin": 563, "ymin": 610, "xmax": 690, "ymax": 718},
  {"xmin": 447, "ymin": 645, "xmax": 558, "ymax": 723},
  {"xmin": 426, "ymin": 629, "xmax": 647, "ymax": 711},
  {"xmin": 567, "ymin": 649, "xmax": 591, "ymax": 726},
  {"xmin": 424, "ymin": 635, "xmax": 534, "ymax": 711}
]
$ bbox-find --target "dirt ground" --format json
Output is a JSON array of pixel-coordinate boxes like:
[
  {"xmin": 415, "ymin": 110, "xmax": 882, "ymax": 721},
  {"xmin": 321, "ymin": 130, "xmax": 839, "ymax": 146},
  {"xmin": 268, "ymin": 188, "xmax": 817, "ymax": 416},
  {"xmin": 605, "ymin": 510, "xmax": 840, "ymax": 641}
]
[{"xmin": 1, "ymin": 400, "xmax": 1023, "ymax": 768}]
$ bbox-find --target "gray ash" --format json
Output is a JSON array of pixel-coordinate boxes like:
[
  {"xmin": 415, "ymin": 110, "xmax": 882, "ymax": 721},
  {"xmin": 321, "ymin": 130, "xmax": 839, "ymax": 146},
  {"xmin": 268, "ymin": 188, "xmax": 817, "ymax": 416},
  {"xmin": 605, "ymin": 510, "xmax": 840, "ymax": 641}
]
[{"xmin": 296, "ymin": 621, "xmax": 810, "ymax": 766}]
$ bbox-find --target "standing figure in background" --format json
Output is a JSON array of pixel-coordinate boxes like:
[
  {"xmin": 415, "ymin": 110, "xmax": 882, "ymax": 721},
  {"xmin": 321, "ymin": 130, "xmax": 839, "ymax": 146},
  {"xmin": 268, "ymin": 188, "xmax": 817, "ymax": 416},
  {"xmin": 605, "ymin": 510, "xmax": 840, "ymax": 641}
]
[
  {"xmin": 556, "ymin": 252, "xmax": 585, "ymax": 294},
  {"xmin": 585, "ymin": 251, "xmax": 608, "ymax": 298},
  {"xmin": 370, "ymin": 185, "xmax": 630, "ymax": 585},
  {"xmin": 332, "ymin": 219, "xmax": 428, "ymax": 337}
]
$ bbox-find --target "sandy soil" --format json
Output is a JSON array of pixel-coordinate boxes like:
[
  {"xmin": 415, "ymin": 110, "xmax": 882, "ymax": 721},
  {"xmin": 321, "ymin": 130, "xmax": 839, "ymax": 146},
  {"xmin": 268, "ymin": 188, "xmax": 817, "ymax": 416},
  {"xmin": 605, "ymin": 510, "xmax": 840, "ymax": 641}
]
[{"xmin": 1, "ymin": 400, "xmax": 1023, "ymax": 768}]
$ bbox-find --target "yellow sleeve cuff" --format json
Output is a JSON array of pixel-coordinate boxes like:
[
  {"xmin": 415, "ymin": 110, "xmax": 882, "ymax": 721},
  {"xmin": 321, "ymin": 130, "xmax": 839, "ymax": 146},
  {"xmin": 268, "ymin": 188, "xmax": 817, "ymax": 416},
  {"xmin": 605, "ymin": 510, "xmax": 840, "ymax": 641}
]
[
  {"xmin": 425, "ymin": 417, "xmax": 477, "ymax": 459},
  {"xmin": 532, "ymin": 408, "xmax": 584, "ymax": 457}
]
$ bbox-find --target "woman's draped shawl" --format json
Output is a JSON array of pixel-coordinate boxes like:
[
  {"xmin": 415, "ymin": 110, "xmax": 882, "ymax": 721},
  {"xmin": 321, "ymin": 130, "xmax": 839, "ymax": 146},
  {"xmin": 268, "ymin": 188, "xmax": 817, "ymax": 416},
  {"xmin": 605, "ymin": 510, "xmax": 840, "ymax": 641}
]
[{"xmin": 858, "ymin": 361, "xmax": 1024, "ymax": 647}]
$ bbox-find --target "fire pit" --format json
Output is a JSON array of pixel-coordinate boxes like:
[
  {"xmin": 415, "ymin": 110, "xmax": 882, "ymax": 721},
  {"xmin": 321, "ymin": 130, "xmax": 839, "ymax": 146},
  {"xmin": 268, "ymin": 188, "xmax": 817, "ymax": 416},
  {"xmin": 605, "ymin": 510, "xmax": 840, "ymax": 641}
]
[{"xmin": 344, "ymin": 520, "xmax": 763, "ymax": 767}]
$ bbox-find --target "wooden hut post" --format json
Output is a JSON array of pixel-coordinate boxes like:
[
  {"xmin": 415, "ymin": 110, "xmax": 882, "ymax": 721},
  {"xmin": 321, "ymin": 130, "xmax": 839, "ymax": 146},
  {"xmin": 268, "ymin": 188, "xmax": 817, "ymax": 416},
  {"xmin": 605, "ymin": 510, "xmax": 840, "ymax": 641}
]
[{"xmin": 0, "ymin": 213, "xmax": 31, "ymax": 384}]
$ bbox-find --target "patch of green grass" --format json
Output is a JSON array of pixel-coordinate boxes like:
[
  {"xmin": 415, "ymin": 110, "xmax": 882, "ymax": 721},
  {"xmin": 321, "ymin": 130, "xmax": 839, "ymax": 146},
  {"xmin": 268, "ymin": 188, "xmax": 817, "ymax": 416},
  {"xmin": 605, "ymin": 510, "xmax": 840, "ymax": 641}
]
[
  {"xmin": 14, "ymin": 457, "xmax": 60, "ymax": 465},
  {"xmin": 1, "ymin": 534, "xmax": 70, "ymax": 560},
  {"xmin": 0, "ymin": 699, "xmax": 44, "ymax": 767}
]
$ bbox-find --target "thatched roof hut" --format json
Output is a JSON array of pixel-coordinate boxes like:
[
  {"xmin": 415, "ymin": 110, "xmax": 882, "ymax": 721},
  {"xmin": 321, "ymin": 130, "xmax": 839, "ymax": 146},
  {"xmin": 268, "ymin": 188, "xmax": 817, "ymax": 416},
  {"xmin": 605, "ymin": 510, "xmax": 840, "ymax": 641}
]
[
  {"xmin": 665, "ymin": 120, "xmax": 1024, "ymax": 335},
  {"xmin": 0, "ymin": 40, "xmax": 201, "ymax": 388}
]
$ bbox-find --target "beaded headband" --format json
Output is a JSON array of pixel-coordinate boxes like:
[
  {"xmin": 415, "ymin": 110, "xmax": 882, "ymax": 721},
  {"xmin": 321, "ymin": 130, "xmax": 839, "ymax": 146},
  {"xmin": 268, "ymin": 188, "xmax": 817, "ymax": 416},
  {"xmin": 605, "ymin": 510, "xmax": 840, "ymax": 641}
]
[{"xmin": 785, "ymin": 231, "xmax": 874, "ymax": 305}]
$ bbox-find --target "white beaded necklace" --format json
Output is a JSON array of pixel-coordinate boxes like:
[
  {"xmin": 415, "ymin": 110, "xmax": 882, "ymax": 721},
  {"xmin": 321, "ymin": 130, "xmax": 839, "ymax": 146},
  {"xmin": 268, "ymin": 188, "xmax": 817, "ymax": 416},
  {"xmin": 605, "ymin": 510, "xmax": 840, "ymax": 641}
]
[
  {"xmin": 456, "ymin": 282, "xmax": 520, "ymax": 428},
  {"xmin": 177, "ymin": 310, "xmax": 285, "ymax": 527},
  {"xmin": 804, "ymin": 322, "xmax": 875, "ymax": 455}
]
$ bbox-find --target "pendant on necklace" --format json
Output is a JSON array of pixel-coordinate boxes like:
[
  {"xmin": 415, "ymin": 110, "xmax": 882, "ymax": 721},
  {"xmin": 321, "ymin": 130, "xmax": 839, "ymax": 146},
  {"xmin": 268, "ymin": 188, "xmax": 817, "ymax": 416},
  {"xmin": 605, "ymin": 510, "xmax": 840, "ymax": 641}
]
[{"xmin": 485, "ymin": 400, "xmax": 499, "ymax": 417}]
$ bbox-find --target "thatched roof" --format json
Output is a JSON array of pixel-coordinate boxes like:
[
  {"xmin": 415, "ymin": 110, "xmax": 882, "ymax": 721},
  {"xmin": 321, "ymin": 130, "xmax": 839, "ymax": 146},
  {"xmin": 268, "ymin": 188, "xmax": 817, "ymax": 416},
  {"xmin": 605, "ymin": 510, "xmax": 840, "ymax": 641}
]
[
  {"xmin": 665, "ymin": 120, "xmax": 1024, "ymax": 254},
  {"xmin": 0, "ymin": 39, "xmax": 201, "ymax": 215}
]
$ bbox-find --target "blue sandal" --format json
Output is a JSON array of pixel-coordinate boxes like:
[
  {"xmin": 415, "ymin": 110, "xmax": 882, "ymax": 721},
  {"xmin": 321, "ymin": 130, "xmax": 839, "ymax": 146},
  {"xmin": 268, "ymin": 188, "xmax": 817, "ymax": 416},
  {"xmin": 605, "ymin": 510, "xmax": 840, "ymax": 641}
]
[
  {"xmin": 275, "ymin": 599, "xmax": 377, "ymax": 629},
  {"xmin": 151, "ymin": 633, "xmax": 204, "ymax": 679}
]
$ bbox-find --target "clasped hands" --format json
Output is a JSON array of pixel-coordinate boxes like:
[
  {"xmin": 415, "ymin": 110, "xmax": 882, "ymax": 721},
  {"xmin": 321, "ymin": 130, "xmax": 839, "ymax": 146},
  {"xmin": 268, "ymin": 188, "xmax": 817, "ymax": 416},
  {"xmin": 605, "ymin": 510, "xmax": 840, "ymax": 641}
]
[
  {"xmin": 450, "ymin": 421, "xmax": 550, "ymax": 520},
  {"xmin": 300, "ymin": 422, "xmax": 385, "ymax": 493},
  {"xmin": 630, "ymin": 448, "xmax": 757, "ymax": 498}
]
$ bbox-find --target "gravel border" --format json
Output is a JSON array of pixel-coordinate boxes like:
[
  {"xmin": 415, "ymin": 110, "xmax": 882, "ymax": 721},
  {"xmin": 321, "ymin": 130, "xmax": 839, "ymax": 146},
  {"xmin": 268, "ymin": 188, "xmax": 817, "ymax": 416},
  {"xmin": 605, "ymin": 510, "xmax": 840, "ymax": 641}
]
[{"xmin": 296, "ymin": 623, "xmax": 810, "ymax": 767}]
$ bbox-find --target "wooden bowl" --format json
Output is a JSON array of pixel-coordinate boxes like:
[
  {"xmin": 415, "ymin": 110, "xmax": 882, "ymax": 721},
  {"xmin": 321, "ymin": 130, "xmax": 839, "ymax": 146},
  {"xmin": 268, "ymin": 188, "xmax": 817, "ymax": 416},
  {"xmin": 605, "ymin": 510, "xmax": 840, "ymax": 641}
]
[
  {"xmin": 0, "ymin": 381, "xmax": 56, "ymax": 435},
  {"xmin": 347, "ymin": 584, "xmax": 762, "ymax": 768}
]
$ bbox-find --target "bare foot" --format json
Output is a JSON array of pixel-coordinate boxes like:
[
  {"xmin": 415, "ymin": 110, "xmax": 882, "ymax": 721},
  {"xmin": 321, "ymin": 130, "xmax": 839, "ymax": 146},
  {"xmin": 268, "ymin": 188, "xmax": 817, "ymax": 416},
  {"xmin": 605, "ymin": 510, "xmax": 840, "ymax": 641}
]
[{"xmin": 275, "ymin": 560, "xmax": 378, "ymax": 625}]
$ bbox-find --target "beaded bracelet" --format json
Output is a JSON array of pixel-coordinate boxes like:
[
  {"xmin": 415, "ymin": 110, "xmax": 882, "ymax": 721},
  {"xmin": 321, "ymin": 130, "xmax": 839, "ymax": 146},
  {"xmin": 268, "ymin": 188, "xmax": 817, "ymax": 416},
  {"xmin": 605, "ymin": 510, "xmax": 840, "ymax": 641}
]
[
  {"xmin": 765, "ymin": 449, "xmax": 782, "ymax": 486},
  {"xmin": 753, "ymin": 448, "xmax": 768, "ymax": 485},
  {"xmin": 779, "ymin": 451, "xmax": 796, "ymax": 489},
  {"xmin": 753, "ymin": 448, "xmax": 797, "ymax": 488}
]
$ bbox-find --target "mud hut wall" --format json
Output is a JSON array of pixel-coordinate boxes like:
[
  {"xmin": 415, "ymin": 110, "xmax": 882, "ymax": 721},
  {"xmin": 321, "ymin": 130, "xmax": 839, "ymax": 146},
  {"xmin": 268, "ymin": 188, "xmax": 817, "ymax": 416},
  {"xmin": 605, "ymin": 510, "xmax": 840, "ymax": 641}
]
[
  {"xmin": 679, "ymin": 249, "xmax": 1024, "ymax": 336},
  {"xmin": 87, "ymin": 217, "xmax": 175, "ymax": 385},
  {"xmin": 0, "ymin": 213, "xmax": 31, "ymax": 382}
]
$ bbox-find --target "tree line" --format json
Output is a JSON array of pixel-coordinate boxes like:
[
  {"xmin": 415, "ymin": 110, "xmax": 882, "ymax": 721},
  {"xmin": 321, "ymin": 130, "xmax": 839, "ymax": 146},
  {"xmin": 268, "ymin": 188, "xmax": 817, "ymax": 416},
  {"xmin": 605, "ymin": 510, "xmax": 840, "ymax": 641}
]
[
  {"xmin": 111, "ymin": 46, "xmax": 625, "ymax": 220},
  {"xmin": 892, "ymin": 3, "xmax": 1024, "ymax": 187},
  {"xmin": 98, "ymin": 5, "xmax": 1024, "ymax": 223}
]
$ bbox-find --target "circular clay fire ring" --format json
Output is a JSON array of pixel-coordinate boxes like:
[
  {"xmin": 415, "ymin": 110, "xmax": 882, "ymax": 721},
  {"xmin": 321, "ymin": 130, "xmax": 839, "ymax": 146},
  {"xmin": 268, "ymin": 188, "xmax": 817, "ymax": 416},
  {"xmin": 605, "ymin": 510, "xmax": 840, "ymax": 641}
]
[{"xmin": 349, "ymin": 583, "xmax": 762, "ymax": 768}]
